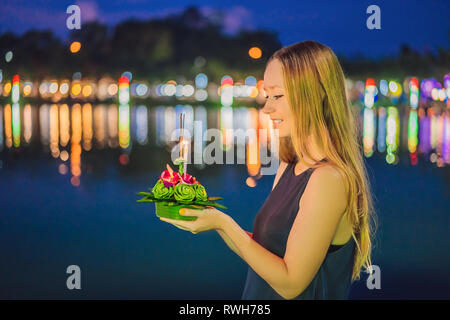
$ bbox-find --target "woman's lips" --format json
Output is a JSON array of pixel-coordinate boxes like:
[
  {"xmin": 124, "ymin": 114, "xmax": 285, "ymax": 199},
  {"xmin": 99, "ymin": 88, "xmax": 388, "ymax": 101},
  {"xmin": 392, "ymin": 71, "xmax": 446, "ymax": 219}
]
[{"xmin": 272, "ymin": 119, "xmax": 283, "ymax": 128}]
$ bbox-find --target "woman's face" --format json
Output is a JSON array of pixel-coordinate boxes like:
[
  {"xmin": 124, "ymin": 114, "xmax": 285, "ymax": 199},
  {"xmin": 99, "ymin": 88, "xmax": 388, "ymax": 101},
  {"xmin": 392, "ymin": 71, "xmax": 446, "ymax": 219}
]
[{"xmin": 261, "ymin": 58, "xmax": 293, "ymax": 138}]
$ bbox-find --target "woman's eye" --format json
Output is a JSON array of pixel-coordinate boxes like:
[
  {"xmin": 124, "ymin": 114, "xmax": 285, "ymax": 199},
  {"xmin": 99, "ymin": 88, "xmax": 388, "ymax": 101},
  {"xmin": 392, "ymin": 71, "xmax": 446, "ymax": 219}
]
[{"xmin": 265, "ymin": 95, "xmax": 283, "ymax": 100}]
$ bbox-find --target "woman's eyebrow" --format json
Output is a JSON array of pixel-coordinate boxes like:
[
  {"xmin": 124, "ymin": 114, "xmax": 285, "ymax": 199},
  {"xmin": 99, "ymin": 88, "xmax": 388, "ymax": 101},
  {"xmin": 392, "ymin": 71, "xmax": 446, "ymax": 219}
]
[{"xmin": 263, "ymin": 85, "xmax": 283, "ymax": 90}]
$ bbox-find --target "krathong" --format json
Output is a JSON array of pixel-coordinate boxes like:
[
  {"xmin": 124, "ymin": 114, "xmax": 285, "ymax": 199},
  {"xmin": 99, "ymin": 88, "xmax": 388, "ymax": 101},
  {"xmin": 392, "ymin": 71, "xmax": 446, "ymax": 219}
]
[{"xmin": 136, "ymin": 113, "xmax": 226, "ymax": 221}]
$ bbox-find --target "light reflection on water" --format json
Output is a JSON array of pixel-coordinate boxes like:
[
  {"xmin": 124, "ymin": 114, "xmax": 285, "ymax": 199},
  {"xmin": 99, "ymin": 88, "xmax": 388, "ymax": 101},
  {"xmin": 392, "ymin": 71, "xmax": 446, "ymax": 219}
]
[{"xmin": 0, "ymin": 103, "xmax": 449, "ymax": 187}]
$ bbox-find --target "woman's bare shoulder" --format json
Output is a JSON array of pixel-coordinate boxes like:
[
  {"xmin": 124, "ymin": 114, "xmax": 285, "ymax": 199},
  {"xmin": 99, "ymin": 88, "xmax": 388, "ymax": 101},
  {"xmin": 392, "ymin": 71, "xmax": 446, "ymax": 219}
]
[
  {"xmin": 309, "ymin": 164, "xmax": 353, "ymax": 244},
  {"xmin": 310, "ymin": 164, "xmax": 346, "ymax": 194},
  {"xmin": 304, "ymin": 163, "xmax": 347, "ymax": 210},
  {"xmin": 311, "ymin": 164, "xmax": 345, "ymax": 184}
]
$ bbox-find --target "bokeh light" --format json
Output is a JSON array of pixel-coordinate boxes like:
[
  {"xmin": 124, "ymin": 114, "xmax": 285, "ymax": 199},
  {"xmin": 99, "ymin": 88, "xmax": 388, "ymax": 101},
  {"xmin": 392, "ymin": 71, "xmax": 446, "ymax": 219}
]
[
  {"xmin": 70, "ymin": 41, "xmax": 81, "ymax": 53},
  {"xmin": 248, "ymin": 46, "xmax": 262, "ymax": 59}
]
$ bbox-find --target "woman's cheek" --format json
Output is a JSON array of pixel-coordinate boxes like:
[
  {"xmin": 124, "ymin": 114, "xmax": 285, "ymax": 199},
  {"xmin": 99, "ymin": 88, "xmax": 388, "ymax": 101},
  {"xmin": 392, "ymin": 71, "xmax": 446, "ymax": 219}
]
[{"xmin": 279, "ymin": 120, "xmax": 290, "ymax": 137}]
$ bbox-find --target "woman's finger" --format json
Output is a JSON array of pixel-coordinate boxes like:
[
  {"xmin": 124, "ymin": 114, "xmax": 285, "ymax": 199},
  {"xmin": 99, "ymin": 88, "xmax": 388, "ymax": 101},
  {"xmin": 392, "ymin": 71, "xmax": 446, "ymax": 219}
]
[{"xmin": 179, "ymin": 208, "xmax": 203, "ymax": 217}]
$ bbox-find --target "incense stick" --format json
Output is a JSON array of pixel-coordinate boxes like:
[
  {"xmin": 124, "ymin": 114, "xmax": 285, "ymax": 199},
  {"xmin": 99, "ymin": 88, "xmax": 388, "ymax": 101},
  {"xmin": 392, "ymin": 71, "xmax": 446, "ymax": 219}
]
[
  {"xmin": 182, "ymin": 113, "xmax": 187, "ymax": 175},
  {"xmin": 179, "ymin": 113, "xmax": 183, "ymax": 158},
  {"xmin": 177, "ymin": 113, "xmax": 187, "ymax": 176}
]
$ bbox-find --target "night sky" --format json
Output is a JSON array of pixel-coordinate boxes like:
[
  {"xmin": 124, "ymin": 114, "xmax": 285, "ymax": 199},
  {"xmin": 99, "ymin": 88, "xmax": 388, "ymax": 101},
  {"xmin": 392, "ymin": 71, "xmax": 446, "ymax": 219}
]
[{"xmin": 0, "ymin": 0, "xmax": 449, "ymax": 58}]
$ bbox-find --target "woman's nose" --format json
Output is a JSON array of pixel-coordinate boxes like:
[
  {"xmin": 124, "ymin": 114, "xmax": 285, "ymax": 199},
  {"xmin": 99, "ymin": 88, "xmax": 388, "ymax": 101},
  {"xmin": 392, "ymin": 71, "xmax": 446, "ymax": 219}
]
[{"xmin": 261, "ymin": 102, "xmax": 274, "ymax": 115}]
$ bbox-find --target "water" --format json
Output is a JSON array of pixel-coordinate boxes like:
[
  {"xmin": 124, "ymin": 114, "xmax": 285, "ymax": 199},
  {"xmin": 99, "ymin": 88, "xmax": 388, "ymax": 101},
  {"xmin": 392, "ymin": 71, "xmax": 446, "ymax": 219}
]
[{"xmin": 0, "ymin": 103, "xmax": 449, "ymax": 299}]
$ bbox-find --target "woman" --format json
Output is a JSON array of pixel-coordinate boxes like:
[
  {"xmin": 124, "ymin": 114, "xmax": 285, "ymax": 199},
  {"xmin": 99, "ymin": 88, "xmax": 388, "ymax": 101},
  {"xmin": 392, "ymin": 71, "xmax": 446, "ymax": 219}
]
[{"xmin": 160, "ymin": 40, "xmax": 376, "ymax": 300}]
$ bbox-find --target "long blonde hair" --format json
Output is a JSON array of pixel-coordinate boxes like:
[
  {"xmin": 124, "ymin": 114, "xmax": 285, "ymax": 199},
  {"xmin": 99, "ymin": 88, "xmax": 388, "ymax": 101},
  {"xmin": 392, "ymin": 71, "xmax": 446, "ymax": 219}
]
[{"xmin": 268, "ymin": 40, "xmax": 376, "ymax": 281}]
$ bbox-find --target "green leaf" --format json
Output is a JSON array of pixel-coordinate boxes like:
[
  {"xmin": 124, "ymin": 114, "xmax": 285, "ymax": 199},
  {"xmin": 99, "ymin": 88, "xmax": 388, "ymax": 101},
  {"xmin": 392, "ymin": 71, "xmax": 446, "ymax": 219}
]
[
  {"xmin": 137, "ymin": 189, "xmax": 226, "ymax": 209},
  {"xmin": 177, "ymin": 200, "xmax": 194, "ymax": 205},
  {"xmin": 137, "ymin": 192, "xmax": 158, "ymax": 201},
  {"xmin": 193, "ymin": 200, "xmax": 227, "ymax": 209},
  {"xmin": 192, "ymin": 201, "xmax": 207, "ymax": 206},
  {"xmin": 212, "ymin": 203, "xmax": 227, "ymax": 209},
  {"xmin": 186, "ymin": 205, "xmax": 205, "ymax": 210},
  {"xmin": 137, "ymin": 198, "xmax": 155, "ymax": 203},
  {"xmin": 207, "ymin": 196, "xmax": 223, "ymax": 201},
  {"xmin": 137, "ymin": 191, "xmax": 153, "ymax": 196}
]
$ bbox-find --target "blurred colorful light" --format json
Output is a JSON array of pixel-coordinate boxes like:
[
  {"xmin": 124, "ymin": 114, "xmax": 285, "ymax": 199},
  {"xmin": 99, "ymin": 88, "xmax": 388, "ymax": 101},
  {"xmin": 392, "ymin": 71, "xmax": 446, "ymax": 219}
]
[
  {"xmin": 195, "ymin": 73, "xmax": 208, "ymax": 89},
  {"xmin": 248, "ymin": 47, "xmax": 262, "ymax": 59},
  {"xmin": 5, "ymin": 51, "xmax": 13, "ymax": 63},
  {"xmin": 12, "ymin": 74, "xmax": 20, "ymax": 103},
  {"xmin": 70, "ymin": 41, "xmax": 81, "ymax": 53},
  {"xmin": 118, "ymin": 76, "xmax": 130, "ymax": 104}
]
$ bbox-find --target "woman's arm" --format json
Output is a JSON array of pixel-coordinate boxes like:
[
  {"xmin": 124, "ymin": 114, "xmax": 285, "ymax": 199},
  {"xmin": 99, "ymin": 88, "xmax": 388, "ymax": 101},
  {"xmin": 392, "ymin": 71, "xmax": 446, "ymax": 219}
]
[
  {"xmin": 216, "ymin": 230, "xmax": 252, "ymax": 259},
  {"xmin": 218, "ymin": 165, "xmax": 348, "ymax": 299},
  {"xmin": 216, "ymin": 229, "xmax": 242, "ymax": 258}
]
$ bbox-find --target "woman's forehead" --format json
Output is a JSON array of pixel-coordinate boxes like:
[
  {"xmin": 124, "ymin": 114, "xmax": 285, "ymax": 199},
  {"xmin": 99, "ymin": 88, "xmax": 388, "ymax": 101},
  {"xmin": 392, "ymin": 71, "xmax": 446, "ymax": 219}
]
[
  {"xmin": 263, "ymin": 84, "xmax": 283, "ymax": 91},
  {"xmin": 264, "ymin": 59, "xmax": 284, "ymax": 89},
  {"xmin": 263, "ymin": 81, "xmax": 284, "ymax": 91}
]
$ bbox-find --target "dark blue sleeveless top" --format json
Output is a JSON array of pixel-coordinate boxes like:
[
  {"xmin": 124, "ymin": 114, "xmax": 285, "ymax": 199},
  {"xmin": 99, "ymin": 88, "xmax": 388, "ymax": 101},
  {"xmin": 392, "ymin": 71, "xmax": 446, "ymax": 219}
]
[{"xmin": 241, "ymin": 162, "xmax": 355, "ymax": 300}]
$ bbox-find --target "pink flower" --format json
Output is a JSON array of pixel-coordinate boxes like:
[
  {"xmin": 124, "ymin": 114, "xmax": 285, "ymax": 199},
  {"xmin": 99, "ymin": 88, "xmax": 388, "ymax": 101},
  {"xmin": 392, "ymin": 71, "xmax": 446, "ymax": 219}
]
[
  {"xmin": 180, "ymin": 173, "xmax": 196, "ymax": 185},
  {"xmin": 160, "ymin": 170, "xmax": 180, "ymax": 187}
]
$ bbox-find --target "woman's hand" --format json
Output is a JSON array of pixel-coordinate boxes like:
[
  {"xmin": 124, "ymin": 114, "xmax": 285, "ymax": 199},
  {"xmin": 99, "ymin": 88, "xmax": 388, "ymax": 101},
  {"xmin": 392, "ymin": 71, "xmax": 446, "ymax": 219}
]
[{"xmin": 159, "ymin": 206, "xmax": 227, "ymax": 234}]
